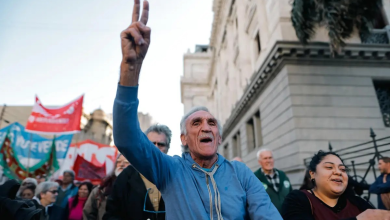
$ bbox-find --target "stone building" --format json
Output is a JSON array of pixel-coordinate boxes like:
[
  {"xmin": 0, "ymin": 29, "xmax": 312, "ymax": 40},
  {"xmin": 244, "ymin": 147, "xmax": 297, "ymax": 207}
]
[
  {"xmin": 181, "ymin": 0, "xmax": 390, "ymax": 189},
  {"xmin": 74, "ymin": 109, "xmax": 113, "ymax": 145}
]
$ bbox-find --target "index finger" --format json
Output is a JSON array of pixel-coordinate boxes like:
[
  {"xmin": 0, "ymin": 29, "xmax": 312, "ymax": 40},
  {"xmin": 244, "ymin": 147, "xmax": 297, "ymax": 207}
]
[
  {"xmin": 140, "ymin": 0, "xmax": 149, "ymax": 25},
  {"xmin": 132, "ymin": 0, "xmax": 141, "ymax": 23}
]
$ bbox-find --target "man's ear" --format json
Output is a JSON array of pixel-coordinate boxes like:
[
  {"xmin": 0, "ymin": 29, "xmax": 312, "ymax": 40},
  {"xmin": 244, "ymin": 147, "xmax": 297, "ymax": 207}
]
[
  {"xmin": 180, "ymin": 134, "xmax": 187, "ymax": 146},
  {"xmin": 217, "ymin": 136, "xmax": 222, "ymax": 145}
]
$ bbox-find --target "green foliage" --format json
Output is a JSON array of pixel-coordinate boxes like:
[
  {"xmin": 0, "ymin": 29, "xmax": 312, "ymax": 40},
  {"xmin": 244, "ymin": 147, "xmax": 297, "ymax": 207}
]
[{"xmin": 291, "ymin": 0, "xmax": 383, "ymax": 53}]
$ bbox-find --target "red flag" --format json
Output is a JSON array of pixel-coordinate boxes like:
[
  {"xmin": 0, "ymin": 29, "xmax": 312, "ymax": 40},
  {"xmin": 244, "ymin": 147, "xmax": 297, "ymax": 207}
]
[
  {"xmin": 26, "ymin": 95, "xmax": 84, "ymax": 134},
  {"xmin": 73, "ymin": 155, "xmax": 106, "ymax": 185}
]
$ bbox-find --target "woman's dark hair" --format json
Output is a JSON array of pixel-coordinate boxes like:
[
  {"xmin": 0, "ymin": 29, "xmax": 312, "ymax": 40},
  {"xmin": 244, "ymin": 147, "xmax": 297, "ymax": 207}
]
[
  {"xmin": 71, "ymin": 182, "xmax": 93, "ymax": 208},
  {"xmin": 308, "ymin": 150, "xmax": 346, "ymax": 173},
  {"xmin": 99, "ymin": 173, "xmax": 117, "ymax": 198},
  {"xmin": 20, "ymin": 184, "xmax": 36, "ymax": 197},
  {"xmin": 299, "ymin": 169, "xmax": 314, "ymax": 190},
  {"xmin": 97, "ymin": 154, "xmax": 122, "ymax": 200}
]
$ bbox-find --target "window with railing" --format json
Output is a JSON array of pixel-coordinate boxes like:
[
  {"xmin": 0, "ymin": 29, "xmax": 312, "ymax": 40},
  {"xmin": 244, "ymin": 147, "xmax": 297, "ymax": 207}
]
[
  {"xmin": 373, "ymin": 80, "xmax": 390, "ymax": 127},
  {"xmin": 232, "ymin": 132, "xmax": 241, "ymax": 157},
  {"xmin": 246, "ymin": 118, "xmax": 256, "ymax": 151},
  {"xmin": 360, "ymin": 5, "xmax": 389, "ymax": 44},
  {"xmin": 223, "ymin": 144, "xmax": 229, "ymax": 159}
]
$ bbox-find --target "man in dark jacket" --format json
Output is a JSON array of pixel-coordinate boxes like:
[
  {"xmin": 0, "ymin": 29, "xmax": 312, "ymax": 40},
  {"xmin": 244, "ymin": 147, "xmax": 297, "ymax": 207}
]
[
  {"xmin": 254, "ymin": 148, "xmax": 292, "ymax": 212},
  {"xmin": 103, "ymin": 124, "xmax": 171, "ymax": 220},
  {"xmin": 55, "ymin": 170, "xmax": 78, "ymax": 208},
  {"xmin": 370, "ymin": 156, "xmax": 390, "ymax": 210}
]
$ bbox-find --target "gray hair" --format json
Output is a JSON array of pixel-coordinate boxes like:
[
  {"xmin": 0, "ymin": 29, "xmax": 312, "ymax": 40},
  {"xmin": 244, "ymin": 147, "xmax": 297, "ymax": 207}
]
[
  {"xmin": 22, "ymin": 177, "xmax": 38, "ymax": 186},
  {"xmin": 256, "ymin": 148, "xmax": 272, "ymax": 160},
  {"xmin": 145, "ymin": 124, "xmax": 172, "ymax": 149},
  {"xmin": 35, "ymin": 181, "xmax": 59, "ymax": 198},
  {"xmin": 63, "ymin": 170, "xmax": 75, "ymax": 179},
  {"xmin": 180, "ymin": 106, "xmax": 222, "ymax": 136}
]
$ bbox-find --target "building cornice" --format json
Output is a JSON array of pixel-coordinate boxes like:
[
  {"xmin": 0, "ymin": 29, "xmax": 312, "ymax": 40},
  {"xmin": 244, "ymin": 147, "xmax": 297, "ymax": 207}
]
[{"xmin": 222, "ymin": 41, "xmax": 390, "ymax": 139}]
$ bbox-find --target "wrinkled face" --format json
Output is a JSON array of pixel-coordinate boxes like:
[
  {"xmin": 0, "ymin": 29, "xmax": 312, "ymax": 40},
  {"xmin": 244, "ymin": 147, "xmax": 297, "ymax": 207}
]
[
  {"xmin": 147, "ymin": 132, "xmax": 168, "ymax": 154},
  {"xmin": 78, "ymin": 185, "xmax": 89, "ymax": 198},
  {"xmin": 63, "ymin": 172, "xmax": 73, "ymax": 185},
  {"xmin": 115, "ymin": 155, "xmax": 130, "ymax": 176},
  {"xmin": 21, "ymin": 188, "xmax": 34, "ymax": 199},
  {"xmin": 41, "ymin": 186, "xmax": 58, "ymax": 204},
  {"xmin": 310, "ymin": 155, "xmax": 348, "ymax": 196},
  {"xmin": 259, "ymin": 151, "xmax": 274, "ymax": 172},
  {"xmin": 180, "ymin": 111, "xmax": 221, "ymax": 159},
  {"xmin": 378, "ymin": 159, "xmax": 389, "ymax": 174}
]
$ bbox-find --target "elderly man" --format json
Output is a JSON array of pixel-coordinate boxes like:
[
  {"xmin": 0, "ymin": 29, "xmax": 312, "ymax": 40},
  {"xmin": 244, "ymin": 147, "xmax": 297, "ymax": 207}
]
[
  {"xmin": 55, "ymin": 170, "xmax": 78, "ymax": 208},
  {"xmin": 104, "ymin": 124, "xmax": 170, "ymax": 220},
  {"xmin": 112, "ymin": 0, "xmax": 281, "ymax": 219},
  {"xmin": 370, "ymin": 156, "xmax": 390, "ymax": 210},
  {"xmin": 254, "ymin": 149, "xmax": 292, "ymax": 212}
]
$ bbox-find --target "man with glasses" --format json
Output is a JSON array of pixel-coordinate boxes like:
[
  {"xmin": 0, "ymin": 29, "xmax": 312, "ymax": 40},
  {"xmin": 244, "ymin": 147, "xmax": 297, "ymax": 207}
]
[
  {"xmin": 103, "ymin": 124, "xmax": 171, "ymax": 220},
  {"xmin": 34, "ymin": 181, "xmax": 68, "ymax": 220}
]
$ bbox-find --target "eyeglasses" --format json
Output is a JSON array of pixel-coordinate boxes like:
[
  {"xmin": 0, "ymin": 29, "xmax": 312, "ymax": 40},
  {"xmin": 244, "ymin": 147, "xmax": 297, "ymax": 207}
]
[
  {"xmin": 47, "ymin": 190, "xmax": 59, "ymax": 194},
  {"xmin": 143, "ymin": 188, "xmax": 166, "ymax": 214},
  {"xmin": 152, "ymin": 142, "xmax": 166, "ymax": 148}
]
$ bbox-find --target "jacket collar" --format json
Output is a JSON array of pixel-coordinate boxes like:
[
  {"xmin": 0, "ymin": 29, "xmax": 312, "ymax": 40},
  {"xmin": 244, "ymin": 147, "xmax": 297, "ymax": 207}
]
[{"xmin": 182, "ymin": 152, "xmax": 226, "ymax": 170}]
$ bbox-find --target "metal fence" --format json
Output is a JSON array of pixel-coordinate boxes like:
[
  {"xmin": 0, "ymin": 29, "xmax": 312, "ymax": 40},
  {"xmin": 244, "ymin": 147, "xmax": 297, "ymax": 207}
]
[{"xmin": 303, "ymin": 128, "xmax": 390, "ymax": 201}]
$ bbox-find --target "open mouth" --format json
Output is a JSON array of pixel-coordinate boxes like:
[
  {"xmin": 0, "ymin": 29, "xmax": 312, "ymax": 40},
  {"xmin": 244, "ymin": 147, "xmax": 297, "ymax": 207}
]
[
  {"xmin": 200, "ymin": 137, "xmax": 213, "ymax": 143},
  {"xmin": 331, "ymin": 179, "xmax": 343, "ymax": 183}
]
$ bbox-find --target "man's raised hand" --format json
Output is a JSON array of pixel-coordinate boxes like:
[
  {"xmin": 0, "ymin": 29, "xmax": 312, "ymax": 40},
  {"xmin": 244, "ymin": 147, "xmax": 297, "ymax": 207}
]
[{"xmin": 119, "ymin": 0, "xmax": 151, "ymax": 86}]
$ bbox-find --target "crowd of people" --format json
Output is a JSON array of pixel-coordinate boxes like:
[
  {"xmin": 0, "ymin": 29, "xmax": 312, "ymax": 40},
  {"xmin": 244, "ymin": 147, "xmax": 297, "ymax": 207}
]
[
  {"xmin": 1, "ymin": 0, "xmax": 390, "ymax": 219},
  {"xmin": 1, "ymin": 146, "xmax": 389, "ymax": 220}
]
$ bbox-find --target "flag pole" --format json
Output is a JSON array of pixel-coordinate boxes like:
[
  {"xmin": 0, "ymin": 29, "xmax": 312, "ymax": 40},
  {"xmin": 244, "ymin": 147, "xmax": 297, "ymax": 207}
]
[
  {"xmin": 46, "ymin": 135, "xmax": 56, "ymax": 179},
  {"xmin": 72, "ymin": 134, "xmax": 79, "ymax": 168},
  {"xmin": 26, "ymin": 133, "xmax": 32, "ymax": 178}
]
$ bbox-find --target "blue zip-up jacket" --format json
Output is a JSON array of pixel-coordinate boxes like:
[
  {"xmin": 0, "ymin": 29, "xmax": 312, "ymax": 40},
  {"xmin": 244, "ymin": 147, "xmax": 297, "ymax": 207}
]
[
  {"xmin": 56, "ymin": 184, "xmax": 78, "ymax": 208},
  {"xmin": 369, "ymin": 174, "xmax": 390, "ymax": 209},
  {"xmin": 113, "ymin": 84, "xmax": 282, "ymax": 220}
]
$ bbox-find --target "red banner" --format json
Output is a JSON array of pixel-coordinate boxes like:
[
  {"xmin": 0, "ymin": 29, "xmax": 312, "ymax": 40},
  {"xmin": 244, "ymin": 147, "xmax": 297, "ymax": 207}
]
[
  {"xmin": 73, "ymin": 155, "xmax": 106, "ymax": 185},
  {"xmin": 26, "ymin": 95, "xmax": 84, "ymax": 134},
  {"xmin": 55, "ymin": 139, "xmax": 118, "ymax": 179}
]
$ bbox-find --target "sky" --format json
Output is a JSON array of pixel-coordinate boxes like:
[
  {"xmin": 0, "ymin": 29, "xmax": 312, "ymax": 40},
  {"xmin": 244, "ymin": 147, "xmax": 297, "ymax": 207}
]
[{"xmin": 0, "ymin": 0, "xmax": 214, "ymax": 156}]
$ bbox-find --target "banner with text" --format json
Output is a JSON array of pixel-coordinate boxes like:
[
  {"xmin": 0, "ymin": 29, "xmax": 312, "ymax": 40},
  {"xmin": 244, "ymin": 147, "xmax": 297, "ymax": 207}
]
[
  {"xmin": 0, "ymin": 132, "xmax": 59, "ymax": 180},
  {"xmin": 0, "ymin": 122, "xmax": 73, "ymax": 170},
  {"xmin": 26, "ymin": 95, "xmax": 84, "ymax": 134},
  {"xmin": 56, "ymin": 139, "xmax": 118, "ymax": 178}
]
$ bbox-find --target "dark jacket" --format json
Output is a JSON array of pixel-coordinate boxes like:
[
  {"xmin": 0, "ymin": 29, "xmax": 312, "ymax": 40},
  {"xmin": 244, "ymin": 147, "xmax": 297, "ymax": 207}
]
[
  {"xmin": 0, "ymin": 179, "xmax": 42, "ymax": 220},
  {"xmin": 37, "ymin": 203, "xmax": 68, "ymax": 220},
  {"xmin": 103, "ymin": 165, "xmax": 165, "ymax": 220},
  {"xmin": 369, "ymin": 173, "xmax": 390, "ymax": 209},
  {"xmin": 254, "ymin": 168, "xmax": 292, "ymax": 212},
  {"xmin": 345, "ymin": 176, "xmax": 370, "ymax": 197},
  {"xmin": 55, "ymin": 184, "xmax": 78, "ymax": 208},
  {"xmin": 281, "ymin": 190, "xmax": 374, "ymax": 220}
]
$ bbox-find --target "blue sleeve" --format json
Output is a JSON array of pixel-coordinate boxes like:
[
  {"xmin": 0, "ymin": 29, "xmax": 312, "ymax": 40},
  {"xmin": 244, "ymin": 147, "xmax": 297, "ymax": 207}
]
[
  {"xmin": 369, "ymin": 175, "xmax": 390, "ymax": 194},
  {"xmin": 113, "ymin": 84, "xmax": 174, "ymax": 190},
  {"xmin": 241, "ymin": 165, "xmax": 282, "ymax": 220}
]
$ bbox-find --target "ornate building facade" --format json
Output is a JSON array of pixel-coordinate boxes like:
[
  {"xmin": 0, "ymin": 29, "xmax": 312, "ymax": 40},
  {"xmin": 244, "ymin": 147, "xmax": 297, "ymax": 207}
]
[{"xmin": 181, "ymin": 0, "xmax": 390, "ymax": 188}]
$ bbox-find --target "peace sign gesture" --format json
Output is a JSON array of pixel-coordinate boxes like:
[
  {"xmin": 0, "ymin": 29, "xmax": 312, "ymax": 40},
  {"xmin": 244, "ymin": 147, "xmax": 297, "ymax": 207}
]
[{"xmin": 119, "ymin": 0, "xmax": 151, "ymax": 86}]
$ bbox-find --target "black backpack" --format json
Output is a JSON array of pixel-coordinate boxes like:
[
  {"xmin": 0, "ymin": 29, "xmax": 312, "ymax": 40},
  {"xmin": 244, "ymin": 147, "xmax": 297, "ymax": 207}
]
[{"xmin": 0, "ymin": 179, "xmax": 43, "ymax": 220}]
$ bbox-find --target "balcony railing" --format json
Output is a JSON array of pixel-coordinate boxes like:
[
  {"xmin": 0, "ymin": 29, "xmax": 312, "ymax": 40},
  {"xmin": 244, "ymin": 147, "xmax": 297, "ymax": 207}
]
[
  {"xmin": 360, "ymin": 25, "xmax": 390, "ymax": 44},
  {"xmin": 303, "ymin": 128, "xmax": 390, "ymax": 201}
]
